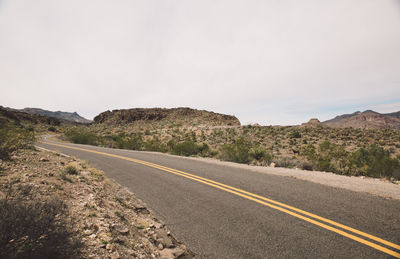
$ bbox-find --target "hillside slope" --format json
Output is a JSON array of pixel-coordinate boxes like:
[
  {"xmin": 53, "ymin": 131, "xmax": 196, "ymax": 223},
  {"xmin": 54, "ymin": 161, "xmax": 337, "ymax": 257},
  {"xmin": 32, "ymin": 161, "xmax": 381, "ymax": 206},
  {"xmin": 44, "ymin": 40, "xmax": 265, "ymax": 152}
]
[
  {"xmin": 323, "ymin": 110, "xmax": 400, "ymax": 129},
  {"xmin": 0, "ymin": 106, "xmax": 62, "ymax": 126},
  {"xmin": 386, "ymin": 111, "xmax": 400, "ymax": 119},
  {"xmin": 19, "ymin": 108, "xmax": 91, "ymax": 123},
  {"xmin": 93, "ymin": 107, "xmax": 240, "ymax": 126}
]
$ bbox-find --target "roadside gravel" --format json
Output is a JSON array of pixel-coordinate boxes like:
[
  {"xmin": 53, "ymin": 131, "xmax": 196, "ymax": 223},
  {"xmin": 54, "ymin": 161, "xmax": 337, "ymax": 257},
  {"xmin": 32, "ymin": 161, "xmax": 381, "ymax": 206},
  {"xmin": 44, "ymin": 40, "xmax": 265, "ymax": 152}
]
[{"xmin": 142, "ymin": 152, "xmax": 400, "ymax": 200}]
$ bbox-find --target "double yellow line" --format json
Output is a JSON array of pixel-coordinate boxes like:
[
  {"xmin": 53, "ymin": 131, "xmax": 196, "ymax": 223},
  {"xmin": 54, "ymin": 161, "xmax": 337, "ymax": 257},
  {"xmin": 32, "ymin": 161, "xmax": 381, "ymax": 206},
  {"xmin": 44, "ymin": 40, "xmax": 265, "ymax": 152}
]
[{"xmin": 40, "ymin": 141, "xmax": 400, "ymax": 258}]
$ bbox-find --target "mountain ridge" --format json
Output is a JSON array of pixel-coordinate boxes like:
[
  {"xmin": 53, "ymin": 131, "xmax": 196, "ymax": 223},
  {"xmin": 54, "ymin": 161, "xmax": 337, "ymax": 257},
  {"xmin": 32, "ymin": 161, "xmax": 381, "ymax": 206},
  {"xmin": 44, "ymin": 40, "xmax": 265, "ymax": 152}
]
[
  {"xmin": 0, "ymin": 106, "xmax": 63, "ymax": 126},
  {"xmin": 322, "ymin": 110, "xmax": 400, "ymax": 129},
  {"xmin": 4, "ymin": 107, "xmax": 91, "ymax": 124}
]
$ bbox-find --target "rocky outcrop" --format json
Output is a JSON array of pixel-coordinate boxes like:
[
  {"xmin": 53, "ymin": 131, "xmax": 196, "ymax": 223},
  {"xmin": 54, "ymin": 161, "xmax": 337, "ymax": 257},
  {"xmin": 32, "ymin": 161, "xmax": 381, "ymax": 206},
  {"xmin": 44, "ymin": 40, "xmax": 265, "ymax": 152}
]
[
  {"xmin": 93, "ymin": 107, "xmax": 241, "ymax": 126},
  {"xmin": 301, "ymin": 118, "xmax": 323, "ymax": 128}
]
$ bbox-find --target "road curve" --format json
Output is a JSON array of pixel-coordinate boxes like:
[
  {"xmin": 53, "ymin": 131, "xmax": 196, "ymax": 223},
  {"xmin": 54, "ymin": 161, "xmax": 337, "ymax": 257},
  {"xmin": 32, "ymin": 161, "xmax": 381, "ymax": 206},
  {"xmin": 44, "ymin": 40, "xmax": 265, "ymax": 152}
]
[{"xmin": 37, "ymin": 139, "xmax": 400, "ymax": 258}]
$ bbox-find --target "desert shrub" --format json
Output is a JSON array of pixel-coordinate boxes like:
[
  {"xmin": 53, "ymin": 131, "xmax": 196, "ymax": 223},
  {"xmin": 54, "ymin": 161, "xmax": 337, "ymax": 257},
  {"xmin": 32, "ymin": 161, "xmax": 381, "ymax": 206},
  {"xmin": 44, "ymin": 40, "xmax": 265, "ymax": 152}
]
[
  {"xmin": 273, "ymin": 156, "xmax": 301, "ymax": 168},
  {"xmin": 0, "ymin": 125, "xmax": 35, "ymax": 160},
  {"xmin": 115, "ymin": 134, "xmax": 143, "ymax": 150},
  {"xmin": 219, "ymin": 138, "xmax": 251, "ymax": 164},
  {"xmin": 170, "ymin": 140, "xmax": 210, "ymax": 157},
  {"xmin": 48, "ymin": 126, "xmax": 57, "ymax": 132},
  {"xmin": 172, "ymin": 140, "xmax": 199, "ymax": 156},
  {"xmin": 64, "ymin": 165, "xmax": 78, "ymax": 175},
  {"xmin": 143, "ymin": 136, "xmax": 167, "ymax": 152},
  {"xmin": 0, "ymin": 196, "xmax": 81, "ymax": 259},
  {"xmin": 198, "ymin": 143, "xmax": 213, "ymax": 157},
  {"xmin": 60, "ymin": 172, "xmax": 73, "ymax": 182},
  {"xmin": 290, "ymin": 131, "xmax": 301, "ymax": 139},
  {"xmin": 64, "ymin": 128, "xmax": 98, "ymax": 145},
  {"xmin": 300, "ymin": 142, "xmax": 400, "ymax": 179},
  {"xmin": 249, "ymin": 146, "xmax": 273, "ymax": 164},
  {"xmin": 299, "ymin": 141, "xmax": 349, "ymax": 173},
  {"xmin": 301, "ymin": 161, "xmax": 313, "ymax": 171},
  {"xmin": 249, "ymin": 146, "xmax": 265, "ymax": 161},
  {"xmin": 315, "ymin": 157, "xmax": 334, "ymax": 172},
  {"xmin": 300, "ymin": 144, "xmax": 317, "ymax": 161},
  {"xmin": 349, "ymin": 145, "xmax": 400, "ymax": 179}
]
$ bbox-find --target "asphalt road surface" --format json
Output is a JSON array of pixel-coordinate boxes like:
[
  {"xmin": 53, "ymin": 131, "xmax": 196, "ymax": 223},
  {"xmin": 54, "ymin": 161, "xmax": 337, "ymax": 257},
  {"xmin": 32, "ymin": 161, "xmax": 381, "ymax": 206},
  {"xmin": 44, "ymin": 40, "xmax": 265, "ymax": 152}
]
[{"xmin": 37, "ymin": 139, "xmax": 400, "ymax": 258}]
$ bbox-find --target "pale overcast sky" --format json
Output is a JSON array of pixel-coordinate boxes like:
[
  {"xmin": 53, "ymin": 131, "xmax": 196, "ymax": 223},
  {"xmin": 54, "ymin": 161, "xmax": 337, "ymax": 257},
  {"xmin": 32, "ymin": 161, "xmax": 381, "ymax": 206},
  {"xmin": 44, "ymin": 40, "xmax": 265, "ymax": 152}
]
[{"xmin": 1, "ymin": 0, "xmax": 400, "ymax": 125}]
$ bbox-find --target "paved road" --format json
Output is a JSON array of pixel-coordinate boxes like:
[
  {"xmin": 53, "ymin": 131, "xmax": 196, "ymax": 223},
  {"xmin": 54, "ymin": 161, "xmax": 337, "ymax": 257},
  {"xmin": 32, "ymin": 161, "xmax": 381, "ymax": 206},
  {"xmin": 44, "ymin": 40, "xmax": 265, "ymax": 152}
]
[{"xmin": 37, "ymin": 139, "xmax": 400, "ymax": 258}]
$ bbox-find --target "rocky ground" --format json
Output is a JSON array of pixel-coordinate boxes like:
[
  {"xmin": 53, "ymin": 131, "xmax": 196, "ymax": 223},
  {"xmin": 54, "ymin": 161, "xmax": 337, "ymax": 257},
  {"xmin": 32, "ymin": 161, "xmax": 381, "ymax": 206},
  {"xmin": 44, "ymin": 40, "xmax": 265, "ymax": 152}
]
[{"xmin": 0, "ymin": 148, "xmax": 194, "ymax": 259}]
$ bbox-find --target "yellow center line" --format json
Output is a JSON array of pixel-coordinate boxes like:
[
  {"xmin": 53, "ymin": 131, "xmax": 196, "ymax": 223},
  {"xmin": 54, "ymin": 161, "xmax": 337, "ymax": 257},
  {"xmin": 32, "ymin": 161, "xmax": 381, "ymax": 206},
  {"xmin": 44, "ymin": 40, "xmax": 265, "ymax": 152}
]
[{"xmin": 40, "ymin": 141, "xmax": 400, "ymax": 258}]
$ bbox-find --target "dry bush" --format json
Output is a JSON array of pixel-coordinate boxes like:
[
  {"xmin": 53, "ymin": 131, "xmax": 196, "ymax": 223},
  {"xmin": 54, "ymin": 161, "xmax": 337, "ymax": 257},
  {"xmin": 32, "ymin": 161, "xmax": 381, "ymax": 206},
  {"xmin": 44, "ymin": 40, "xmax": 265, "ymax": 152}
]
[{"xmin": 0, "ymin": 185, "xmax": 82, "ymax": 259}]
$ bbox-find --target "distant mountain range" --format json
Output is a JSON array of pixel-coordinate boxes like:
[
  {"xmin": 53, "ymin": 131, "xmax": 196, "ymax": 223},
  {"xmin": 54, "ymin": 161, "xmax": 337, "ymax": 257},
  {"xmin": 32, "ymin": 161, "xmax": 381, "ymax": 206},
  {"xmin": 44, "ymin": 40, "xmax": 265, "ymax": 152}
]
[
  {"xmin": 3, "ymin": 107, "xmax": 91, "ymax": 124},
  {"xmin": 322, "ymin": 110, "xmax": 400, "ymax": 129},
  {"xmin": 2, "ymin": 105, "xmax": 399, "ymax": 129},
  {"xmin": 0, "ymin": 106, "xmax": 63, "ymax": 126}
]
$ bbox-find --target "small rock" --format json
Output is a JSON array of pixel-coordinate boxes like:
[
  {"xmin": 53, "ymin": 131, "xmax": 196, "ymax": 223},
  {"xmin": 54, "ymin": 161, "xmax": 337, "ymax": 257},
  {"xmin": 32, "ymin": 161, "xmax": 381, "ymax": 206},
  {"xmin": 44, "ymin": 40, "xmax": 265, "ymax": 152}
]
[
  {"xmin": 118, "ymin": 227, "xmax": 129, "ymax": 235},
  {"xmin": 158, "ymin": 243, "xmax": 164, "ymax": 250},
  {"xmin": 81, "ymin": 171, "xmax": 91, "ymax": 177},
  {"xmin": 154, "ymin": 222, "xmax": 163, "ymax": 229},
  {"xmin": 106, "ymin": 243, "xmax": 115, "ymax": 251},
  {"xmin": 92, "ymin": 224, "xmax": 100, "ymax": 232},
  {"xmin": 39, "ymin": 157, "xmax": 49, "ymax": 162},
  {"xmin": 156, "ymin": 229, "xmax": 174, "ymax": 248},
  {"xmin": 89, "ymin": 234, "xmax": 97, "ymax": 239},
  {"xmin": 173, "ymin": 248, "xmax": 185, "ymax": 257},
  {"xmin": 113, "ymin": 224, "xmax": 129, "ymax": 235},
  {"xmin": 113, "ymin": 237, "xmax": 124, "ymax": 244},
  {"xmin": 110, "ymin": 252, "xmax": 120, "ymax": 259},
  {"xmin": 270, "ymin": 162, "xmax": 276, "ymax": 168}
]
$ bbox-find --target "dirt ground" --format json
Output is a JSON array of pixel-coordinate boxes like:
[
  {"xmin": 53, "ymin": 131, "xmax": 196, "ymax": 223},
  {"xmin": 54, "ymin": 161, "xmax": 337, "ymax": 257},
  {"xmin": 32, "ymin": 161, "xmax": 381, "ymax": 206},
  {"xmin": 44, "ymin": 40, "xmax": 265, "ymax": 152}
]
[{"xmin": 0, "ymin": 148, "xmax": 194, "ymax": 259}]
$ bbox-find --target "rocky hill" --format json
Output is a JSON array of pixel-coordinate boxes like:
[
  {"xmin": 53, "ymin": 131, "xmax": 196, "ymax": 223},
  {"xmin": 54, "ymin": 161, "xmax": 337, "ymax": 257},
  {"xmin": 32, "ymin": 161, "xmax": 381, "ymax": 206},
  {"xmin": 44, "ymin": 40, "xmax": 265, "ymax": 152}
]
[
  {"xmin": 18, "ymin": 108, "xmax": 91, "ymax": 124},
  {"xmin": 93, "ymin": 107, "xmax": 241, "ymax": 126},
  {"xmin": 386, "ymin": 111, "xmax": 400, "ymax": 119},
  {"xmin": 0, "ymin": 106, "xmax": 62, "ymax": 126},
  {"xmin": 301, "ymin": 118, "xmax": 323, "ymax": 128},
  {"xmin": 323, "ymin": 110, "xmax": 400, "ymax": 129}
]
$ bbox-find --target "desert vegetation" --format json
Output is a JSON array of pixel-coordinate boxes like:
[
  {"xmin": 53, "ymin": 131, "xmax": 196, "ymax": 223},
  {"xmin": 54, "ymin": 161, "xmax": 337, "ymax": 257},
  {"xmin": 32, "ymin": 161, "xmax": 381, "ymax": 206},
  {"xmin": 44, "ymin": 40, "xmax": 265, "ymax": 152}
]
[
  {"xmin": 0, "ymin": 125, "xmax": 35, "ymax": 160},
  {"xmin": 0, "ymin": 126, "xmax": 192, "ymax": 258},
  {"xmin": 0, "ymin": 185, "xmax": 81, "ymax": 259},
  {"xmin": 64, "ymin": 122, "xmax": 400, "ymax": 181},
  {"xmin": 0, "ymin": 124, "xmax": 82, "ymax": 258}
]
